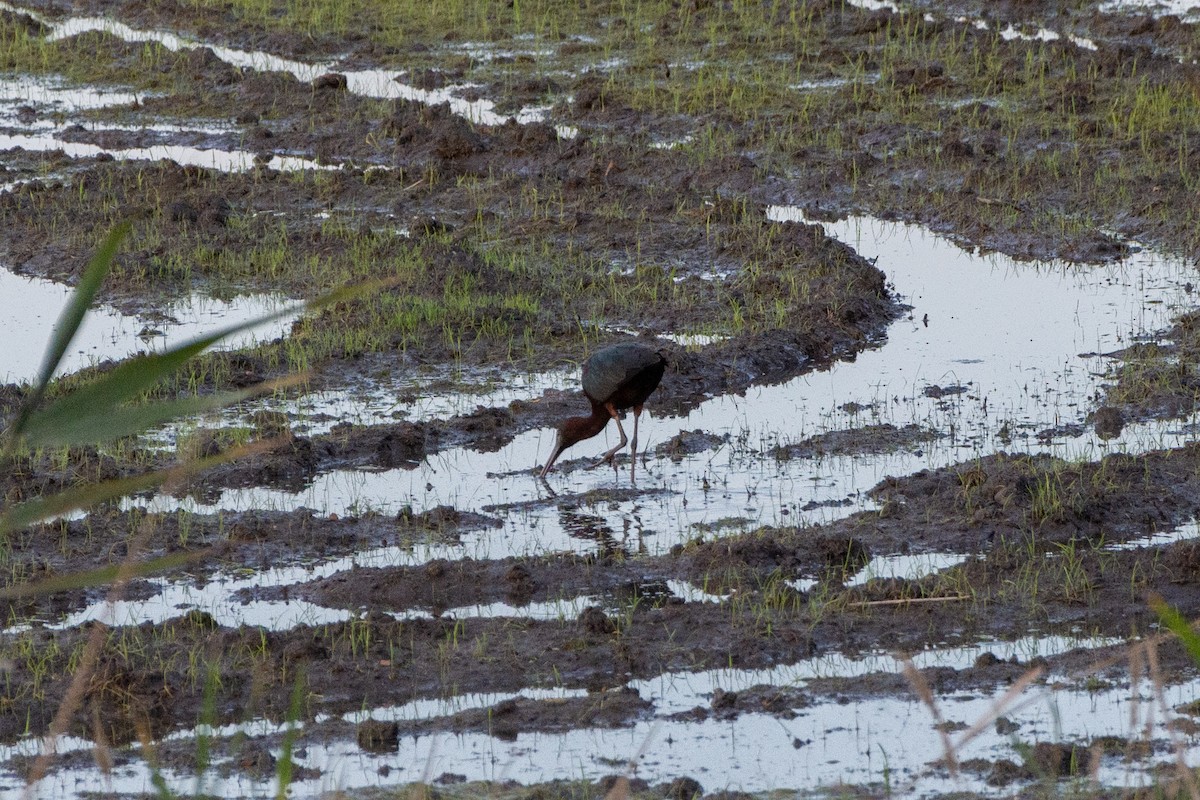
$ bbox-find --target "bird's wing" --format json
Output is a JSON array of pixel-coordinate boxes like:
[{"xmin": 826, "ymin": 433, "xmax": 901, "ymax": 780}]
[{"xmin": 582, "ymin": 345, "xmax": 662, "ymax": 401}]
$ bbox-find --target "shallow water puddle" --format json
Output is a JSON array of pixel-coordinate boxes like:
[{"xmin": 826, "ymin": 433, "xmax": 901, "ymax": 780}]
[
  {"xmin": 636, "ymin": 633, "xmax": 1125, "ymax": 709},
  {"xmin": 10, "ymin": 633, "xmax": 1186, "ymax": 798},
  {"xmin": 36, "ymin": 572, "xmax": 351, "ymax": 631},
  {"xmin": 389, "ymin": 595, "xmax": 600, "ymax": 623},
  {"xmin": 665, "ymin": 579, "xmax": 731, "ymax": 604},
  {"xmin": 788, "ymin": 551, "xmax": 969, "ymax": 593},
  {"xmin": 2, "ymin": 2, "xmax": 561, "ymax": 131},
  {"xmin": 0, "ymin": 130, "xmax": 329, "ymax": 173},
  {"xmin": 10, "ymin": 535, "xmax": 486, "ymax": 632},
  {"xmin": 335, "ymin": 687, "xmax": 591, "ymax": 727},
  {"xmin": 45, "ymin": 558, "xmax": 733, "ymax": 632},
  {"xmin": 0, "ymin": 73, "xmax": 144, "ymax": 120},
  {"xmin": 0, "ymin": 54, "xmax": 317, "ymax": 173},
  {"xmin": 758, "ymin": 210, "xmax": 1194, "ymax": 456},
  {"xmin": 0, "ymin": 4, "xmax": 575, "ymax": 187},
  {"xmin": 853, "ymin": 0, "xmax": 1099, "ymax": 50},
  {"xmin": 844, "ymin": 552, "xmax": 969, "ymax": 588},
  {"xmin": 14, "ymin": 528, "xmax": 615, "ymax": 632},
  {"xmin": 195, "ymin": 367, "xmax": 572, "ymax": 441},
  {"xmin": 29, "ymin": 540, "xmax": 711, "ymax": 632},
  {"xmin": 0, "ymin": 63, "xmax": 328, "ymax": 176},
  {"xmin": 606, "ymin": 325, "xmax": 729, "ymax": 349},
  {"xmin": 996, "ymin": 23, "xmax": 1097, "ymax": 51},
  {"xmin": 0, "ymin": 267, "xmax": 298, "ymax": 382},
  {"xmin": 1101, "ymin": 0, "xmax": 1200, "ymax": 15},
  {"xmin": 303, "ymin": 679, "xmax": 1191, "ymax": 796},
  {"xmin": 847, "ymin": 0, "xmax": 904, "ymax": 11},
  {"xmin": 0, "ymin": 71, "xmax": 237, "ymax": 154},
  {"xmin": 1106, "ymin": 517, "xmax": 1200, "ymax": 551},
  {"xmin": 127, "ymin": 214, "xmax": 1200, "ymax": 569}
]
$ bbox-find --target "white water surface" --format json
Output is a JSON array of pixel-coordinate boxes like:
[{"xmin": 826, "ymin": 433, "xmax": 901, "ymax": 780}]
[
  {"xmin": 0, "ymin": 268, "xmax": 298, "ymax": 382},
  {"xmin": 0, "ymin": 2, "xmax": 554, "ymax": 129},
  {"xmin": 123, "ymin": 213, "xmax": 1200, "ymax": 566},
  {"xmin": 10, "ymin": 632, "xmax": 1196, "ymax": 798},
  {"xmin": 1102, "ymin": 0, "xmax": 1200, "ymax": 15},
  {"xmin": 0, "ymin": 73, "xmax": 144, "ymax": 119}
]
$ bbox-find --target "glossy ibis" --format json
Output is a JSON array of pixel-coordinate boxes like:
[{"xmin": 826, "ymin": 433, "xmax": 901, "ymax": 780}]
[{"xmin": 540, "ymin": 342, "xmax": 667, "ymax": 479}]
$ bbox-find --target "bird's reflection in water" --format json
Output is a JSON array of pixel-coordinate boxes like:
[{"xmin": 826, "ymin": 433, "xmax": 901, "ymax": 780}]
[
  {"xmin": 536, "ymin": 475, "xmax": 559, "ymax": 499},
  {"xmin": 558, "ymin": 508, "xmax": 624, "ymax": 556},
  {"xmin": 558, "ymin": 507, "xmax": 653, "ymax": 559},
  {"xmin": 620, "ymin": 510, "xmax": 650, "ymax": 557}
]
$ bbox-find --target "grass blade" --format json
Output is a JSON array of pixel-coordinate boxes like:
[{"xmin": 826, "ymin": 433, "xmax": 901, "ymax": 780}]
[
  {"xmin": 23, "ymin": 373, "xmax": 306, "ymax": 448},
  {"xmin": 275, "ymin": 669, "xmax": 307, "ymax": 800},
  {"xmin": 25, "ymin": 389, "xmax": 253, "ymax": 447},
  {"xmin": 9, "ymin": 223, "xmax": 129, "ymax": 439},
  {"xmin": 17, "ymin": 276, "xmax": 392, "ymax": 448},
  {"xmin": 20, "ymin": 304, "xmax": 301, "ymax": 445},
  {"xmin": 0, "ymin": 551, "xmax": 205, "ymax": 599},
  {"xmin": 1149, "ymin": 593, "xmax": 1200, "ymax": 664},
  {"xmin": 193, "ymin": 660, "xmax": 221, "ymax": 797},
  {"xmin": 0, "ymin": 438, "xmax": 284, "ymax": 535}
]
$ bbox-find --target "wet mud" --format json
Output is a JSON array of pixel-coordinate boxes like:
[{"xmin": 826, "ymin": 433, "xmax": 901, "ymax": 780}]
[
  {"xmin": 7, "ymin": 445, "xmax": 1200, "ymax": 785},
  {"xmin": 5, "ymin": 0, "xmax": 1200, "ymax": 797}
]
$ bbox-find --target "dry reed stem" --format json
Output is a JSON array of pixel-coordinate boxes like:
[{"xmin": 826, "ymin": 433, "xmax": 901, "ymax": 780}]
[
  {"xmin": 1146, "ymin": 636, "xmax": 1200, "ymax": 800},
  {"xmin": 1130, "ymin": 639, "xmax": 1147, "ymax": 738},
  {"xmin": 915, "ymin": 616, "xmax": 1200, "ymax": 794},
  {"xmin": 847, "ymin": 594, "xmax": 968, "ymax": 609},
  {"xmin": 419, "ymin": 737, "xmax": 440, "ymax": 786},
  {"xmin": 603, "ymin": 776, "xmax": 631, "ymax": 800},
  {"xmin": 948, "ymin": 664, "xmax": 1044, "ymax": 752},
  {"xmin": 603, "ymin": 721, "xmax": 661, "ymax": 800},
  {"xmin": 88, "ymin": 702, "xmax": 113, "ymax": 777},
  {"xmin": 18, "ymin": 436, "xmax": 289, "ymax": 795},
  {"xmin": 22, "ymin": 515, "xmax": 156, "ymax": 798},
  {"xmin": 1088, "ymin": 740, "xmax": 1103, "ymax": 782},
  {"xmin": 900, "ymin": 656, "xmax": 958, "ymax": 777}
]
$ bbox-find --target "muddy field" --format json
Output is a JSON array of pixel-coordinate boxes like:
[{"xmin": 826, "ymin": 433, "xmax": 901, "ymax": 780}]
[{"xmin": 5, "ymin": 0, "xmax": 1200, "ymax": 797}]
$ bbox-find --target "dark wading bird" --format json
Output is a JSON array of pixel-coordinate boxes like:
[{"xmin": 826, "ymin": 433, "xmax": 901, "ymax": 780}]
[{"xmin": 540, "ymin": 342, "xmax": 667, "ymax": 479}]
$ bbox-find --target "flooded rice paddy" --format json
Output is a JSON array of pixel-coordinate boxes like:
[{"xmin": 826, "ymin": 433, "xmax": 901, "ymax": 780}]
[
  {"xmin": 128, "ymin": 213, "xmax": 1200, "ymax": 555},
  {"xmin": 6, "ymin": 0, "xmax": 1200, "ymax": 798}
]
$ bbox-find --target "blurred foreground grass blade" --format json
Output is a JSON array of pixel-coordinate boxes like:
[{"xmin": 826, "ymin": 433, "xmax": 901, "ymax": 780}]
[
  {"xmin": 1149, "ymin": 593, "xmax": 1200, "ymax": 664},
  {"xmin": 10, "ymin": 223, "xmax": 130, "ymax": 439},
  {"xmin": 275, "ymin": 669, "xmax": 307, "ymax": 800},
  {"xmin": 18, "ymin": 278, "xmax": 397, "ymax": 448},
  {"xmin": 0, "ymin": 550, "xmax": 203, "ymax": 599},
  {"xmin": 27, "ymin": 390, "xmax": 254, "ymax": 448},
  {"xmin": 24, "ymin": 374, "xmax": 305, "ymax": 448},
  {"xmin": 0, "ymin": 439, "xmax": 283, "ymax": 535},
  {"xmin": 20, "ymin": 310, "xmax": 301, "ymax": 447}
]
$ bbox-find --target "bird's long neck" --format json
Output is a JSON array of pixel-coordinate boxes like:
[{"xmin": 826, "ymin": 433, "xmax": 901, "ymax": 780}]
[
  {"xmin": 564, "ymin": 403, "xmax": 611, "ymax": 445},
  {"xmin": 540, "ymin": 401, "xmax": 614, "ymax": 477}
]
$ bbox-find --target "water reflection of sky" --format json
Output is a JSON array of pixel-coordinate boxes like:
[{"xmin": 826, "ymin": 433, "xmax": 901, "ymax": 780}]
[
  {"xmin": 127, "ymin": 212, "xmax": 1200, "ymax": 567},
  {"xmin": 0, "ymin": 268, "xmax": 298, "ymax": 383}
]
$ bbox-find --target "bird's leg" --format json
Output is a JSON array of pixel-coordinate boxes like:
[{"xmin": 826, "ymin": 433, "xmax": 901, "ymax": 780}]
[
  {"xmin": 629, "ymin": 405, "xmax": 643, "ymax": 481},
  {"xmin": 536, "ymin": 474, "xmax": 559, "ymax": 498},
  {"xmin": 594, "ymin": 402, "xmax": 628, "ymax": 467}
]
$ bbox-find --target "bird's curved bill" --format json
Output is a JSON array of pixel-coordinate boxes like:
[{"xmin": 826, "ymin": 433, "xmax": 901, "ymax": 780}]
[{"xmin": 539, "ymin": 437, "xmax": 566, "ymax": 478}]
